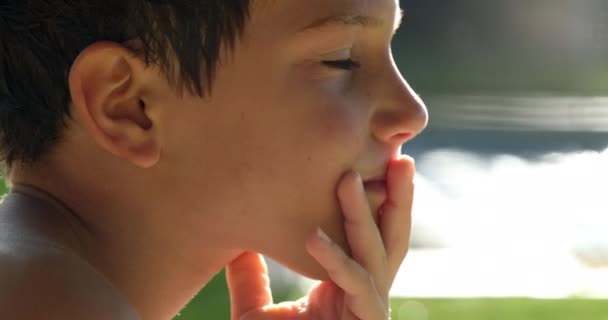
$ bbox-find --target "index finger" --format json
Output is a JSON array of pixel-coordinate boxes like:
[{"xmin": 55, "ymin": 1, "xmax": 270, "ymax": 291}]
[
  {"xmin": 338, "ymin": 171, "xmax": 388, "ymax": 295},
  {"xmin": 379, "ymin": 155, "xmax": 415, "ymax": 283},
  {"xmin": 225, "ymin": 252, "xmax": 273, "ymax": 320}
]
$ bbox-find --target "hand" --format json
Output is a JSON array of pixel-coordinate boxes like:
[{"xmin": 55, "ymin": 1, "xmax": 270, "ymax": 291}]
[{"xmin": 226, "ymin": 156, "xmax": 415, "ymax": 320}]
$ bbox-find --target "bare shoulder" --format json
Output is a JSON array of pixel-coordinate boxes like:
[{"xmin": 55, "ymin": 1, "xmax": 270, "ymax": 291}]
[
  {"xmin": 0, "ymin": 239, "xmax": 140, "ymax": 320},
  {"xmin": 0, "ymin": 189, "xmax": 140, "ymax": 319}
]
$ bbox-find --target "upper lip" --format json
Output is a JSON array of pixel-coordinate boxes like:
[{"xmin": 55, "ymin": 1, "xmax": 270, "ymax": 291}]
[
  {"xmin": 361, "ymin": 150, "xmax": 400, "ymax": 183},
  {"xmin": 362, "ymin": 173, "xmax": 387, "ymax": 184}
]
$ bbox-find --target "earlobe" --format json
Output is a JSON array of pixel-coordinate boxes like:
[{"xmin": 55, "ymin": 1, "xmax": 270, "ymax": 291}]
[{"xmin": 68, "ymin": 41, "xmax": 161, "ymax": 168}]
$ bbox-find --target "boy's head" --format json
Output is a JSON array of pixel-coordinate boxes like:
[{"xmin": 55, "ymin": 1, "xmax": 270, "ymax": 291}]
[{"xmin": 0, "ymin": 0, "xmax": 427, "ymax": 280}]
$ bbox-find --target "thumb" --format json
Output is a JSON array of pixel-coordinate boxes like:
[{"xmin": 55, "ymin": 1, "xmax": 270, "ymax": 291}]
[{"xmin": 226, "ymin": 251, "xmax": 273, "ymax": 320}]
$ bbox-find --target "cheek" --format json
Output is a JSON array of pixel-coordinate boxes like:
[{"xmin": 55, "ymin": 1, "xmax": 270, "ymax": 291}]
[
  {"xmin": 242, "ymin": 92, "xmax": 366, "ymax": 249},
  {"xmin": 273, "ymin": 91, "xmax": 364, "ymax": 198},
  {"xmin": 195, "ymin": 69, "xmax": 368, "ymax": 257}
]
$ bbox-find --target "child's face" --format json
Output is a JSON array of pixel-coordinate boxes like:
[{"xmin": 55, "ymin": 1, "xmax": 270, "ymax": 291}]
[{"xmin": 158, "ymin": 0, "xmax": 427, "ymax": 279}]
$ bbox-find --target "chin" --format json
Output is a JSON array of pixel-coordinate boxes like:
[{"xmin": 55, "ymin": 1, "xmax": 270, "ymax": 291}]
[
  {"xmin": 273, "ymin": 249, "xmax": 330, "ymax": 281},
  {"xmin": 267, "ymin": 227, "xmax": 350, "ymax": 281},
  {"xmin": 279, "ymin": 252, "xmax": 329, "ymax": 281}
]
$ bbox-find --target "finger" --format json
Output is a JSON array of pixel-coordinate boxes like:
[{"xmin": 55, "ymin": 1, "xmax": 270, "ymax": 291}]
[
  {"xmin": 306, "ymin": 228, "xmax": 388, "ymax": 320},
  {"xmin": 341, "ymin": 304, "xmax": 359, "ymax": 320},
  {"xmin": 306, "ymin": 282, "xmax": 343, "ymax": 319},
  {"xmin": 225, "ymin": 252, "xmax": 272, "ymax": 320},
  {"xmin": 338, "ymin": 171, "xmax": 387, "ymax": 293},
  {"xmin": 379, "ymin": 155, "xmax": 415, "ymax": 283}
]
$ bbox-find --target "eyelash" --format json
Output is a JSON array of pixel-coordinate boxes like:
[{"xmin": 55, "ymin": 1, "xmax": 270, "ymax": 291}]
[{"xmin": 322, "ymin": 59, "xmax": 361, "ymax": 71}]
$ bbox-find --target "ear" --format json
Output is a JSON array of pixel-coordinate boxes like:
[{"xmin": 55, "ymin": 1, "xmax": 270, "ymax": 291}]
[{"xmin": 68, "ymin": 41, "xmax": 160, "ymax": 168}]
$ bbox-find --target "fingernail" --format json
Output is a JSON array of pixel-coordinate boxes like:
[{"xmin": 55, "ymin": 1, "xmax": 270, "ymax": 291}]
[
  {"xmin": 353, "ymin": 172, "xmax": 365, "ymax": 194},
  {"xmin": 316, "ymin": 228, "xmax": 333, "ymax": 244},
  {"xmin": 353, "ymin": 171, "xmax": 362, "ymax": 184}
]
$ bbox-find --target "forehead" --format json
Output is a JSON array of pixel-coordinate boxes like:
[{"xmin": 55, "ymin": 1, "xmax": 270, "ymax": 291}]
[{"xmin": 250, "ymin": 0, "xmax": 400, "ymax": 34}]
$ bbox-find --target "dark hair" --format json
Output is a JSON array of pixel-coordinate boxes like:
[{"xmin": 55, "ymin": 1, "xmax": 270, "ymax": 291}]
[{"xmin": 0, "ymin": 0, "xmax": 251, "ymax": 165}]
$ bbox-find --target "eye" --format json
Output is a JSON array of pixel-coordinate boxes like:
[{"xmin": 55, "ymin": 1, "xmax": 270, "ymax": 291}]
[{"xmin": 322, "ymin": 59, "xmax": 361, "ymax": 71}]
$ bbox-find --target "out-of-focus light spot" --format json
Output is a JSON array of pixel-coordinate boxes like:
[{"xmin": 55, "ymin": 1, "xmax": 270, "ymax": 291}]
[{"xmin": 398, "ymin": 300, "xmax": 429, "ymax": 320}]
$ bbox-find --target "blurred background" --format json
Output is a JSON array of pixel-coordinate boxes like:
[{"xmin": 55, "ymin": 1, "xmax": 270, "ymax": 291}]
[
  {"xmin": 174, "ymin": 0, "xmax": 608, "ymax": 319},
  {"xmin": 172, "ymin": 1, "xmax": 608, "ymax": 319}
]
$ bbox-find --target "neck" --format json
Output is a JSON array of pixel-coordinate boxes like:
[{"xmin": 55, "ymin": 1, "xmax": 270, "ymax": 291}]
[{"xmin": 9, "ymin": 162, "xmax": 243, "ymax": 320}]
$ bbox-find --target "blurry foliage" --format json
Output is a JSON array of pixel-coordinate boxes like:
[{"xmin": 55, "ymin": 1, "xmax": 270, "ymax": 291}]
[
  {"xmin": 170, "ymin": 269, "xmax": 608, "ymax": 320},
  {"xmin": 174, "ymin": 269, "xmax": 304, "ymax": 320},
  {"xmin": 397, "ymin": 0, "xmax": 608, "ymax": 96},
  {"xmin": 391, "ymin": 298, "xmax": 608, "ymax": 320},
  {"xmin": 0, "ymin": 176, "xmax": 8, "ymax": 195},
  {"xmin": 174, "ymin": 270, "xmax": 230, "ymax": 320},
  {"xmin": 174, "ymin": 278, "xmax": 608, "ymax": 320}
]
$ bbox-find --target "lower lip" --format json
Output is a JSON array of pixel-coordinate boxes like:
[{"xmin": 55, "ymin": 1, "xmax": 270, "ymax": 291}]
[{"xmin": 363, "ymin": 180, "xmax": 387, "ymax": 193}]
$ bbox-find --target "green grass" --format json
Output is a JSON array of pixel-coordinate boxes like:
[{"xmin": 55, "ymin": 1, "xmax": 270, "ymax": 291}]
[
  {"xmin": 175, "ymin": 271, "xmax": 608, "ymax": 320},
  {"xmin": 391, "ymin": 298, "xmax": 608, "ymax": 320}
]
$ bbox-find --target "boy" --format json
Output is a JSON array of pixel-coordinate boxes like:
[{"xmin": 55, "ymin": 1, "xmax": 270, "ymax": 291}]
[{"xmin": 0, "ymin": 0, "xmax": 427, "ymax": 319}]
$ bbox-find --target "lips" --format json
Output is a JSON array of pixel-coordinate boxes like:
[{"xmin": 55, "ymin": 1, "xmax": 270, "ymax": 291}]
[
  {"xmin": 359, "ymin": 153, "xmax": 397, "ymax": 205},
  {"xmin": 363, "ymin": 179, "xmax": 386, "ymax": 191},
  {"xmin": 362, "ymin": 178, "xmax": 387, "ymax": 219}
]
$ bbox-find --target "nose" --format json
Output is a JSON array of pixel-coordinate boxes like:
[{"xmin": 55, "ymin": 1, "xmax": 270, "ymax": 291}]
[{"xmin": 371, "ymin": 60, "xmax": 428, "ymax": 149}]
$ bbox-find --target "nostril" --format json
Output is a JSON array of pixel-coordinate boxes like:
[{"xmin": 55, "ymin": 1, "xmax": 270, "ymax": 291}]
[
  {"xmin": 392, "ymin": 132, "xmax": 413, "ymax": 144},
  {"xmin": 390, "ymin": 132, "xmax": 414, "ymax": 145},
  {"xmin": 394, "ymin": 132, "xmax": 412, "ymax": 140}
]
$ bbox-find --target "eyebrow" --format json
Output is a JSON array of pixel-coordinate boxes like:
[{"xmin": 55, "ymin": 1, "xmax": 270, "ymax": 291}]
[{"xmin": 300, "ymin": 9, "xmax": 404, "ymax": 33}]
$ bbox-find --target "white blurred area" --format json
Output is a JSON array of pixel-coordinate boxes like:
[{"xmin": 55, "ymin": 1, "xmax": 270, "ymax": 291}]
[
  {"xmin": 393, "ymin": 147, "xmax": 608, "ymax": 298},
  {"xmin": 411, "ymin": 148, "xmax": 608, "ymax": 254}
]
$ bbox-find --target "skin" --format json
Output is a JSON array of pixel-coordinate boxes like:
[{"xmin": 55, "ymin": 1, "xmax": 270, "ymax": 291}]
[{"xmin": 0, "ymin": 0, "xmax": 426, "ymax": 319}]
